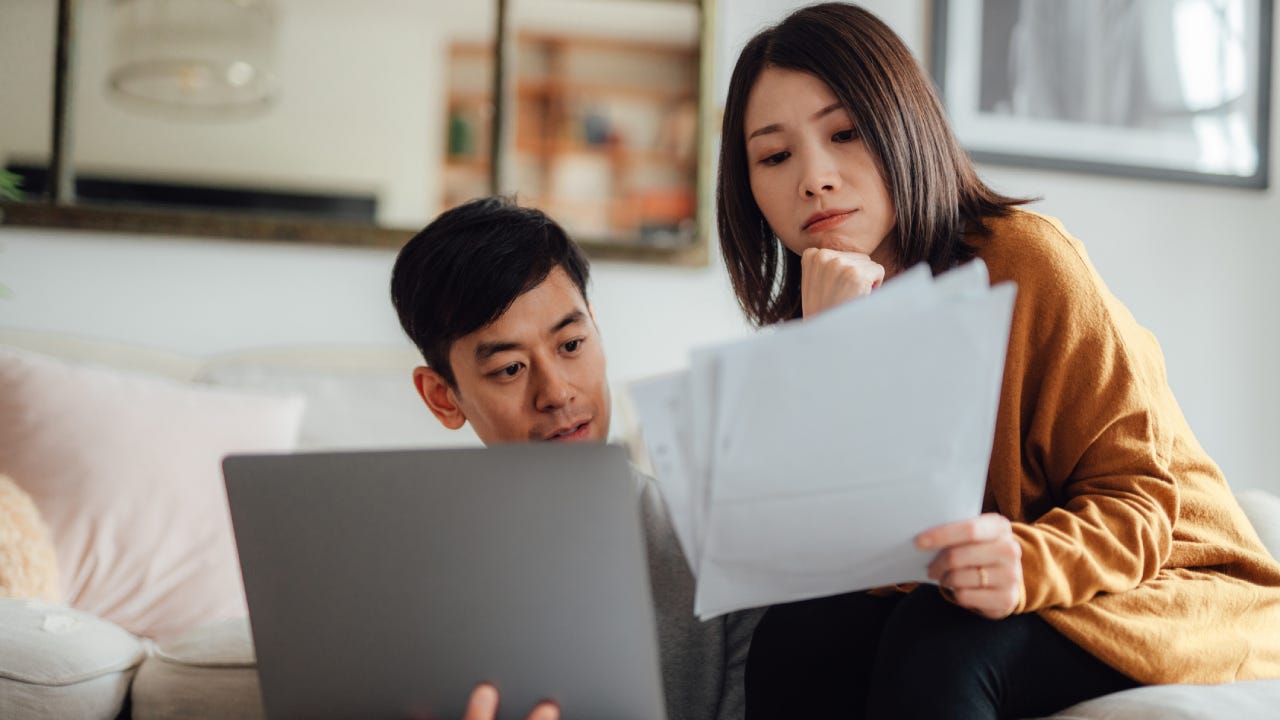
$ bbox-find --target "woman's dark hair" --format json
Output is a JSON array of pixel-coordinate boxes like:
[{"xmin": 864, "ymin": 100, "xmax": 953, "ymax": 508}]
[
  {"xmin": 716, "ymin": 2, "xmax": 1029, "ymax": 327},
  {"xmin": 390, "ymin": 195, "xmax": 590, "ymax": 387}
]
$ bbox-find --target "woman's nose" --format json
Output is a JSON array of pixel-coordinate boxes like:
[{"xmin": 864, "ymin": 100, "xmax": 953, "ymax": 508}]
[{"xmin": 800, "ymin": 152, "xmax": 841, "ymax": 197}]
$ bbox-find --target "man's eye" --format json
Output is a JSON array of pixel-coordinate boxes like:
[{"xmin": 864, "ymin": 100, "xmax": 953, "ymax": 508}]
[
  {"xmin": 563, "ymin": 338, "xmax": 582, "ymax": 353},
  {"xmin": 760, "ymin": 151, "xmax": 789, "ymax": 167},
  {"xmin": 497, "ymin": 363, "xmax": 523, "ymax": 377},
  {"xmin": 832, "ymin": 129, "xmax": 858, "ymax": 143}
]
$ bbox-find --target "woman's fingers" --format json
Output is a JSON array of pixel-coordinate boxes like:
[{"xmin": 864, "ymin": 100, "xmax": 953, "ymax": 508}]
[
  {"xmin": 918, "ymin": 514, "xmax": 1023, "ymax": 619},
  {"xmin": 799, "ymin": 247, "xmax": 885, "ymax": 317},
  {"xmin": 948, "ymin": 586, "xmax": 1023, "ymax": 620},
  {"xmin": 938, "ymin": 561, "xmax": 1013, "ymax": 591},
  {"xmin": 926, "ymin": 536, "xmax": 1022, "ymax": 578},
  {"xmin": 915, "ymin": 513, "xmax": 1011, "ymax": 550}
]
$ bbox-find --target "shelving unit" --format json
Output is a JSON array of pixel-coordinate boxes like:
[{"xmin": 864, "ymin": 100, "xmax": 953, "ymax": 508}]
[
  {"xmin": 443, "ymin": 31, "xmax": 699, "ymax": 248},
  {"xmin": 442, "ymin": 42, "xmax": 495, "ymax": 212}
]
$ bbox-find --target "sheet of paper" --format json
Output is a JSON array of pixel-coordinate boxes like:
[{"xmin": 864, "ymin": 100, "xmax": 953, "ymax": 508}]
[
  {"xmin": 629, "ymin": 371, "xmax": 699, "ymax": 570},
  {"xmin": 628, "ymin": 259, "xmax": 1017, "ymax": 619}
]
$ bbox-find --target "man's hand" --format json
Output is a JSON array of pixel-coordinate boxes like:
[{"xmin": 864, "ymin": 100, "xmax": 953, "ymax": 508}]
[
  {"xmin": 463, "ymin": 683, "xmax": 559, "ymax": 720},
  {"xmin": 800, "ymin": 247, "xmax": 885, "ymax": 317},
  {"xmin": 916, "ymin": 513, "xmax": 1023, "ymax": 620}
]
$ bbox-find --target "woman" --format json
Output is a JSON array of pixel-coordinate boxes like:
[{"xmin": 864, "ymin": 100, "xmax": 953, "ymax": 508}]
[{"xmin": 715, "ymin": 4, "xmax": 1280, "ymax": 718}]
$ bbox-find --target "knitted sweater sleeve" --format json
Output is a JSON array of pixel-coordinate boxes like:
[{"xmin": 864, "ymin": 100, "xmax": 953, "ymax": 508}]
[{"xmin": 984, "ymin": 217, "xmax": 1180, "ymax": 614}]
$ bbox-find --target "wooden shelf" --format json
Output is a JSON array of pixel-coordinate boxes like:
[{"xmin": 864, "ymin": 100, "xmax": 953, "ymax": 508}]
[{"xmin": 445, "ymin": 31, "xmax": 698, "ymax": 248}]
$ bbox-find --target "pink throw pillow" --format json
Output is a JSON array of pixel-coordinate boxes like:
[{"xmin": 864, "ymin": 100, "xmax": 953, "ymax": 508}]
[{"xmin": 0, "ymin": 346, "xmax": 304, "ymax": 640}]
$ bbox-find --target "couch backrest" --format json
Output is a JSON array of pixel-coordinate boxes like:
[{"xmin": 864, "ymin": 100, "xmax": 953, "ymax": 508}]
[{"xmin": 1238, "ymin": 489, "xmax": 1280, "ymax": 561}]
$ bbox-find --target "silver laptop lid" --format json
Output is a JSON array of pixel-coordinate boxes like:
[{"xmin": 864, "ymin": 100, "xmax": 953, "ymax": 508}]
[{"xmin": 224, "ymin": 443, "xmax": 665, "ymax": 720}]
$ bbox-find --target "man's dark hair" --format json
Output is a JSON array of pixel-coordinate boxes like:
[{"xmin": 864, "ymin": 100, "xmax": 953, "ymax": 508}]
[{"xmin": 390, "ymin": 195, "xmax": 591, "ymax": 387}]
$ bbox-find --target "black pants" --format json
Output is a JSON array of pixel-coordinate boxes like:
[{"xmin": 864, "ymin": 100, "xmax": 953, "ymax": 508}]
[{"xmin": 745, "ymin": 586, "xmax": 1138, "ymax": 719}]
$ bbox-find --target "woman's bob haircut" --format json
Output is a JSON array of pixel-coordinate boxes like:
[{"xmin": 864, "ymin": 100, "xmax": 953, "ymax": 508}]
[{"xmin": 716, "ymin": 2, "xmax": 1027, "ymax": 326}]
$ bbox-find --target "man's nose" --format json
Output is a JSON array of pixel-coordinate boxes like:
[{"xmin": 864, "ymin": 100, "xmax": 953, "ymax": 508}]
[{"xmin": 534, "ymin": 366, "xmax": 574, "ymax": 411}]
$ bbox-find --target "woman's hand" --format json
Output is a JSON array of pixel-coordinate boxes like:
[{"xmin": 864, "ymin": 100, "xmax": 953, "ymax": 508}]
[
  {"xmin": 800, "ymin": 247, "xmax": 885, "ymax": 317},
  {"xmin": 916, "ymin": 513, "xmax": 1023, "ymax": 620},
  {"xmin": 463, "ymin": 684, "xmax": 559, "ymax": 720}
]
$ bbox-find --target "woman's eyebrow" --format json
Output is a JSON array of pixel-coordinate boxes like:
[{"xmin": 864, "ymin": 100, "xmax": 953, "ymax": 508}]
[
  {"xmin": 747, "ymin": 123, "xmax": 782, "ymax": 141},
  {"xmin": 747, "ymin": 102, "xmax": 845, "ymax": 141},
  {"xmin": 811, "ymin": 101, "xmax": 844, "ymax": 120}
]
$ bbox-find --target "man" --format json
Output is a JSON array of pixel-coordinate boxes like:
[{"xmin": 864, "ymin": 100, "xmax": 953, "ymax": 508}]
[{"xmin": 390, "ymin": 196, "xmax": 759, "ymax": 720}]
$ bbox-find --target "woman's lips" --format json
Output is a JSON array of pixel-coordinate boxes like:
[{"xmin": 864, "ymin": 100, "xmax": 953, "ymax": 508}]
[{"xmin": 803, "ymin": 210, "xmax": 855, "ymax": 232}]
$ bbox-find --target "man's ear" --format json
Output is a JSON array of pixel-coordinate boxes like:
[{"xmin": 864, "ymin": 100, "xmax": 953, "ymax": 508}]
[{"xmin": 412, "ymin": 366, "xmax": 468, "ymax": 430}]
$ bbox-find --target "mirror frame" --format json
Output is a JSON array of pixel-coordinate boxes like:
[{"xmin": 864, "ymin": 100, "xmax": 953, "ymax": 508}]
[{"xmin": 0, "ymin": 0, "xmax": 714, "ymax": 266}]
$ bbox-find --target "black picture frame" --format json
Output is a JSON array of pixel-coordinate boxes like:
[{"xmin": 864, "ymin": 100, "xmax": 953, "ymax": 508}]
[{"xmin": 931, "ymin": 0, "xmax": 1274, "ymax": 189}]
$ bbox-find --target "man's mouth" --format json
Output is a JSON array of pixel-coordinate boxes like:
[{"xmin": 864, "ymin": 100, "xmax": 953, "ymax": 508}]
[{"xmin": 546, "ymin": 421, "xmax": 591, "ymax": 442}]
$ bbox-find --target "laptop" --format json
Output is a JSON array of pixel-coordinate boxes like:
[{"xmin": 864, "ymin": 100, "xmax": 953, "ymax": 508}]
[{"xmin": 223, "ymin": 443, "xmax": 666, "ymax": 720}]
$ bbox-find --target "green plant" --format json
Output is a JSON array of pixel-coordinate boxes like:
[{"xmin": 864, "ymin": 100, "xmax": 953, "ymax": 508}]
[
  {"xmin": 0, "ymin": 170, "xmax": 23, "ymax": 202},
  {"xmin": 0, "ymin": 172, "xmax": 17, "ymax": 296}
]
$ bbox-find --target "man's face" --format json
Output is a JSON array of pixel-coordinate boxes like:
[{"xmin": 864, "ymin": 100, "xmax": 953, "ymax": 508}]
[{"xmin": 413, "ymin": 266, "xmax": 611, "ymax": 444}]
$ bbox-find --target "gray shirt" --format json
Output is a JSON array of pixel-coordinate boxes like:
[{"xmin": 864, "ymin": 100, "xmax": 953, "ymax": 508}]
[{"xmin": 636, "ymin": 469, "xmax": 762, "ymax": 720}]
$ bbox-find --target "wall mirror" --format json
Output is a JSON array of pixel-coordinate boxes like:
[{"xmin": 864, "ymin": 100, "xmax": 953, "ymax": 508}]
[{"xmin": 0, "ymin": 0, "xmax": 713, "ymax": 265}]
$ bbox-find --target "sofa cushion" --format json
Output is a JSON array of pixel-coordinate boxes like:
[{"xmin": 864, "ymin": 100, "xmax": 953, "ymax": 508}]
[
  {"xmin": 1044, "ymin": 678, "xmax": 1280, "ymax": 719},
  {"xmin": 0, "ymin": 598, "xmax": 144, "ymax": 720},
  {"xmin": 0, "ymin": 346, "xmax": 305, "ymax": 640},
  {"xmin": 1236, "ymin": 489, "xmax": 1280, "ymax": 560},
  {"xmin": 196, "ymin": 346, "xmax": 481, "ymax": 450},
  {"xmin": 131, "ymin": 616, "xmax": 264, "ymax": 720}
]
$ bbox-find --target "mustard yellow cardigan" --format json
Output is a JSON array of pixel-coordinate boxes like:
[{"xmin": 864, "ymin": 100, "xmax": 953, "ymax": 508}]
[{"xmin": 971, "ymin": 209, "xmax": 1280, "ymax": 684}]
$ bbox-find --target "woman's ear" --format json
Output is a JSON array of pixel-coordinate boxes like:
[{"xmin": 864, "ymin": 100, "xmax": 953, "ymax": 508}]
[{"xmin": 413, "ymin": 366, "xmax": 468, "ymax": 430}]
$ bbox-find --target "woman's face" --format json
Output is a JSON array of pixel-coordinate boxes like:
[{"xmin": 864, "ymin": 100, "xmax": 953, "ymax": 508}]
[{"xmin": 743, "ymin": 67, "xmax": 896, "ymax": 266}]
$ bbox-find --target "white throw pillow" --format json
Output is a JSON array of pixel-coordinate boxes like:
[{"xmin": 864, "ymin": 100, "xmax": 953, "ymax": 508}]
[
  {"xmin": 0, "ymin": 346, "xmax": 305, "ymax": 640},
  {"xmin": 0, "ymin": 598, "xmax": 144, "ymax": 720}
]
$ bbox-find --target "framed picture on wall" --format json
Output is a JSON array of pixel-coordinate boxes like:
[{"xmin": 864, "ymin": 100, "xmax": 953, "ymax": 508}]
[{"xmin": 931, "ymin": 0, "xmax": 1274, "ymax": 189}]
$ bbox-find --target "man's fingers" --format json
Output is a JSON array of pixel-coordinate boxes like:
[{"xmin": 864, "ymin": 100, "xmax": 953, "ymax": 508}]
[
  {"xmin": 462, "ymin": 685, "xmax": 559, "ymax": 720},
  {"xmin": 463, "ymin": 684, "xmax": 499, "ymax": 720},
  {"xmin": 527, "ymin": 702, "xmax": 561, "ymax": 720},
  {"xmin": 915, "ymin": 513, "xmax": 1010, "ymax": 550}
]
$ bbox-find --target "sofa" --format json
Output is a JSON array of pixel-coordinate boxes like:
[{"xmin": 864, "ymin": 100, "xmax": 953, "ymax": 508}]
[{"xmin": 2, "ymin": 326, "xmax": 1280, "ymax": 719}]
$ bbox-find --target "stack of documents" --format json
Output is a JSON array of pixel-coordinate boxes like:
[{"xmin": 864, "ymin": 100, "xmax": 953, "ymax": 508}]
[{"xmin": 629, "ymin": 260, "xmax": 1017, "ymax": 619}]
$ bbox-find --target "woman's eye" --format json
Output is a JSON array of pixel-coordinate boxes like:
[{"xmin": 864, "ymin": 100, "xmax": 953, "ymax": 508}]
[
  {"xmin": 833, "ymin": 129, "xmax": 858, "ymax": 143},
  {"xmin": 760, "ymin": 151, "xmax": 789, "ymax": 167}
]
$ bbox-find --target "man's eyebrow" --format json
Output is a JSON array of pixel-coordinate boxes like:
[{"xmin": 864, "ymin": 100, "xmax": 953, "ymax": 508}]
[
  {"xmin": 472, "ymin": 310, "xmax": 587, "ymax": 362},
  {"xmin": 551, "ymin": 310, "xmax": 587, "ymax": 334},
  {"xmin": 474, "ymin": 340, "xmax": 520, "ymax": 362},
  {"xmin": 746, "ymin": 102, "xmax": 846, "ymax": 141}
]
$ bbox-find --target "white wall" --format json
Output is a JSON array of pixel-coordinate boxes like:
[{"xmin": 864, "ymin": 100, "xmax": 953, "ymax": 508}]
[{"xmin": 2, "ymin": 0, "xmax": 1277, "ymax": 494}]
